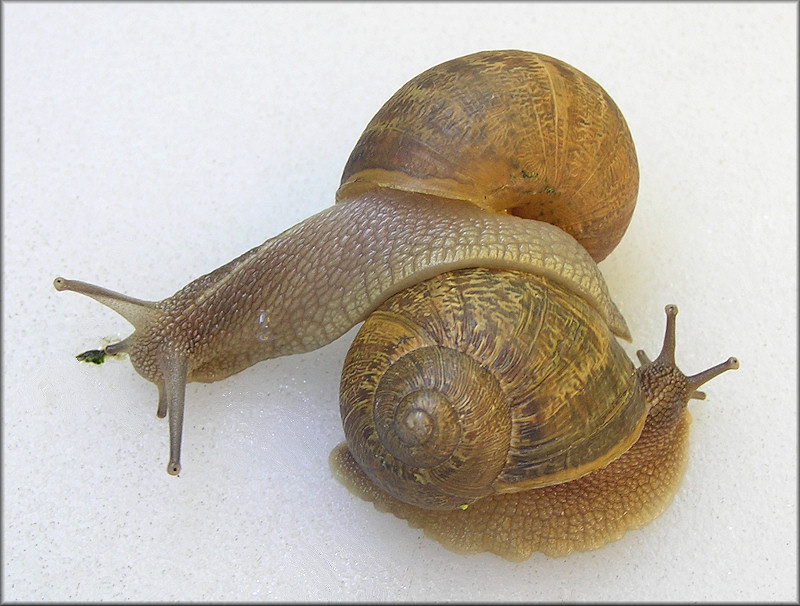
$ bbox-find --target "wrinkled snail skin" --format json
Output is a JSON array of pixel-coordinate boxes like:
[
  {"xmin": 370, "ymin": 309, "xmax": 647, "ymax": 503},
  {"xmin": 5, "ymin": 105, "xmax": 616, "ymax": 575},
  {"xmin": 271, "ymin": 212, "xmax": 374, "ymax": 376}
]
[
  {"xmin": 331, "ymin": 304, "xmax": 739, "ymax": 560},
  {"xmin": 53, "ymin": 189, "xmax": 627, "ymax": 475},
  {"xmin": 54, "ymin": 49, "xmax": 738, "ymax": 559}
]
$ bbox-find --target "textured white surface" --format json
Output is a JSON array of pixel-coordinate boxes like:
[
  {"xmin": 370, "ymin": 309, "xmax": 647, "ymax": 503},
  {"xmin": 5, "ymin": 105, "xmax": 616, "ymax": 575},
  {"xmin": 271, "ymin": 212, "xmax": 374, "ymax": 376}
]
[{"xmin": 3, "ymin": 2, "xmax": 796, "ymax": 601}]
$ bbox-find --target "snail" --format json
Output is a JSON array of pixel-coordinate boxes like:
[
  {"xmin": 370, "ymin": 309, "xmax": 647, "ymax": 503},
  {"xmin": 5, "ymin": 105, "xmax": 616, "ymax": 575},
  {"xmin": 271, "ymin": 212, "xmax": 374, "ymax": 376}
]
[{"xmin": 54, "ymin": 50, "xmax": 737, "ymax": 559}]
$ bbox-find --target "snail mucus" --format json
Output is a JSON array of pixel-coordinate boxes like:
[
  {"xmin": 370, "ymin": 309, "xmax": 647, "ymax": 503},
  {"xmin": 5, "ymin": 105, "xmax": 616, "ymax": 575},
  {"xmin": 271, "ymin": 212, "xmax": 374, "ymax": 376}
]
[{"xmin": 54, "ymin": 50, "xmax": 738, "ymax": 559}]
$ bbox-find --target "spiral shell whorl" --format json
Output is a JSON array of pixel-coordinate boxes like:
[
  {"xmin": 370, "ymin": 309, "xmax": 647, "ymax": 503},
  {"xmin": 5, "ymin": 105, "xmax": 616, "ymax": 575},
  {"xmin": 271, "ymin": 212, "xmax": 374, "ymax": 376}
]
[
  {"xmin": 341, "ymin": 290, "xmax": 513, "ymax": 509},
  {"xmin": 368, "ymin": 346, "xmax": 512, "ymax": 508}
]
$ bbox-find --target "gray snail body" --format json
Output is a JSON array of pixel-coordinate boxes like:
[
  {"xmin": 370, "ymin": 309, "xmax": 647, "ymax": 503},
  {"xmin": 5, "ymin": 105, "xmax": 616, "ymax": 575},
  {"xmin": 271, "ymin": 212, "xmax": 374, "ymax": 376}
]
[
  {"xmin": 55, "ymin": 190, "xmax": 628, "ymax": 476},
  {"xmin": 55, "ymin": 50, "xmax": 737, "ymax": 559}
]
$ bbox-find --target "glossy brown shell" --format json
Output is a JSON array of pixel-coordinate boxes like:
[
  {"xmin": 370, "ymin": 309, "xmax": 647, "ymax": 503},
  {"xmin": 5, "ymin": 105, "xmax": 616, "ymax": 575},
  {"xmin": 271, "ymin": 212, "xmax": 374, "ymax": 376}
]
[
  {"xmin": 336, "ymin": 50, "xmax": 639, "ymax": 262},
  {"xmin": 339, "ymin": 268, "xmax": 646, "ymax": 510}
]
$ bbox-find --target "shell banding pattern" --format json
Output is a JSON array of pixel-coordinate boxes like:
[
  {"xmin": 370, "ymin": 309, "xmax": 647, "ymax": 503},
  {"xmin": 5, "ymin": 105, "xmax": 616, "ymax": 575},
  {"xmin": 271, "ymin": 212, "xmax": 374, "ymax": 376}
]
[
  {"xmin": 339, "ymin": 267, "xmax": 644, "ymax": 511},
  {"xmin": 337, "ymin": 50, "xmax": 639, "ymax": 262}
]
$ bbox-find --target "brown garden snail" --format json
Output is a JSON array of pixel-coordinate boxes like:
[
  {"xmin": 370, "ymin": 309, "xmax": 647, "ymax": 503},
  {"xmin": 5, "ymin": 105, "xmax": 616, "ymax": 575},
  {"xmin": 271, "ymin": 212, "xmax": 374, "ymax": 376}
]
[{"xmin": 54, "ymin": 50, "xmax": 737, "ymax": 559}]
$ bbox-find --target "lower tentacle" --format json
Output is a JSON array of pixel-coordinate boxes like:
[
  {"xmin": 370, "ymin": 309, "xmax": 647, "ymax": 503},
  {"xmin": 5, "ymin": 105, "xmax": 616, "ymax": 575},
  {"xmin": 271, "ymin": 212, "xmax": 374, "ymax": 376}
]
[{"xmin": 158, "ymin": 352, "xmax": 189, "ymax": 476}]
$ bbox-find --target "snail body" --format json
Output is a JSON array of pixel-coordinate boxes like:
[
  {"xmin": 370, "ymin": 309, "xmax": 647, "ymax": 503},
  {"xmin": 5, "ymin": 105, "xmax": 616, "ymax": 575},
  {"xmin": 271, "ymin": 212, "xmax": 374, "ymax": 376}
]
[
  {"xmin": 54, "ymin": 189, "xmax": 627, "ymax": 475},
  {"xmin": 332, "ymin": 284, "xmax": 737, "ymax": 558},
  {"xmin": 54, "ymin": 50, "xmax": 737, "ymax": 559}
]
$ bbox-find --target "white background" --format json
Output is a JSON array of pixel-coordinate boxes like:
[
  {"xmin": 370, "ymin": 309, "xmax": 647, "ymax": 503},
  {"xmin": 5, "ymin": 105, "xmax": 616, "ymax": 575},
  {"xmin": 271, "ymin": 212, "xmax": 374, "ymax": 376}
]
[{"xmin": 4, "ymin": 2, "xmax": 796, "ymax": 601}]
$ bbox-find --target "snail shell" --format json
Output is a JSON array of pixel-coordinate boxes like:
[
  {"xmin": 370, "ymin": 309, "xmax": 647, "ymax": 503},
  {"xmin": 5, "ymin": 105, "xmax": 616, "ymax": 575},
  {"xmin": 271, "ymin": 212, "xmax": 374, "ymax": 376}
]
[
  {"xmin": 337, "ymin": 50, "xmax": 639, "ymax": 262},
  {"xmin": 339, "ymin": 267, "xmax": 645, "ymax": 510}
]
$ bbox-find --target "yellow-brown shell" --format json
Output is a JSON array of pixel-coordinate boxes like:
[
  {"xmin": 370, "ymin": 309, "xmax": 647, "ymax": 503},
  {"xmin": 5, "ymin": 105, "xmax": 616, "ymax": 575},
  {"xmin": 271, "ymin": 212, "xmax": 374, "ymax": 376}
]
[
  {"xmin": 336, "ymin": 50, "xmax": 639, "ymax": 262},
  {"xmin": 338, "ymin": 268, "xmax": 646, "ymax": 510}
]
